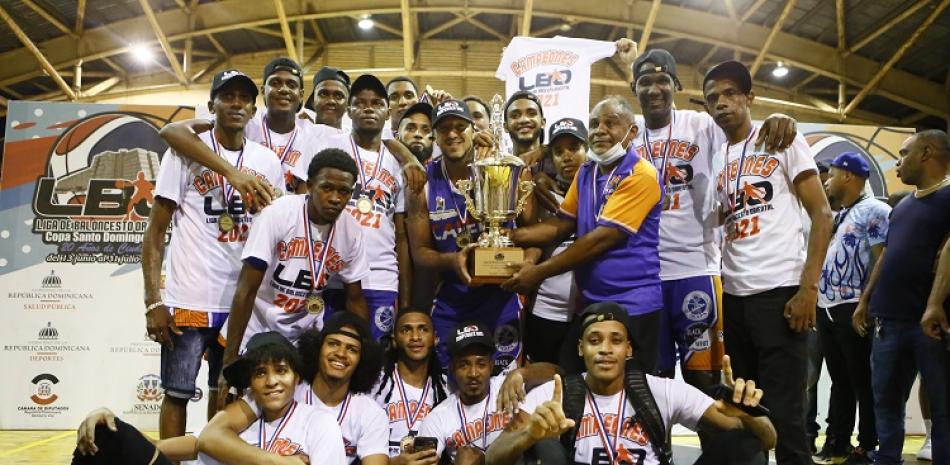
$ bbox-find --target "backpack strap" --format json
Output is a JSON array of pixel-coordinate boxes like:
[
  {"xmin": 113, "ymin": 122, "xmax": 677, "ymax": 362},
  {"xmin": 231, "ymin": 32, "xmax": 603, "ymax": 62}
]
[
  {"xmin": 558, "ymin": 373, "xmax": 588, "ymax": 459},
  {"xmin": 624, "ymin": 357, "xmax": 673, "ymax": 465}
]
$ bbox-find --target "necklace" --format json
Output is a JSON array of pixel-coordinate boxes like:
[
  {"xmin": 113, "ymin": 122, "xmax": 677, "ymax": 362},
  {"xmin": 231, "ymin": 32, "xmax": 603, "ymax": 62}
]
[{"xmin": 914, "ymin": 176, "xmax": 950, "ymax": 198}]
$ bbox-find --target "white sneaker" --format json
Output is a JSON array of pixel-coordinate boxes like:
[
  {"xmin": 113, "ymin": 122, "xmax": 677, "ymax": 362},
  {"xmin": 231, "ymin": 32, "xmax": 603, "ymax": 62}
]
[{"xmin": 917, "ymin": 433, "xmax": 932, "ymax": 461}]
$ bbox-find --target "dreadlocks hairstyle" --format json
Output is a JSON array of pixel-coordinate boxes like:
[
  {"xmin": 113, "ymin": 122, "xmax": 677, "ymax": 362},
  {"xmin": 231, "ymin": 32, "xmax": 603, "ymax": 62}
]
[
  {"xmin": 297, "ymin": 325, "xmax": 385, "ymax": 395},
  {"xmin": 374, "ymin": 308, "xmax": 448, "ymax": 405}
]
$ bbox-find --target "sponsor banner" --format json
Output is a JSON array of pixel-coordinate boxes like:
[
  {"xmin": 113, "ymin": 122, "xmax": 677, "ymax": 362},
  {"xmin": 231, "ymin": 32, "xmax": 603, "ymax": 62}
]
[{"xmin": 0, "ymin": 101, "xmax": 211, "ymax": 430}]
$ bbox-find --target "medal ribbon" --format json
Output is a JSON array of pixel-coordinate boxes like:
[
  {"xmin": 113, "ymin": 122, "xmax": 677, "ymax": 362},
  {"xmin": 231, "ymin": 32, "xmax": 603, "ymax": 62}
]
[
  {"xmin": 440, "ymin": 159, "xmax": 471, "ymax": 243},
  {"xmin": 642, "ymin": 112, "xmax": 676, "ymax": 186},
  {"xmin": 302, "ymin": 199, "xmax": 336, "ymax": 294},
  {"xmin": 456, "ymin": 390, "xmax": 491, "ymax": 451},
  {"xmin": 336, "ymin": 393, "xmax": 352, "ymax": 426},
  {"xmin": 586, "ymin": 389, "xmax": 626, "ymax": 465},
  {"xmin": 394, "ymin": 370, "xmax": 431, "ymax": 434},
  {"xmin": 349, "ymin": 137, "xmax": 386, "ymax": 190},
  {"xmin": 729, "ymin": 127, "xmax": 757, "ymax": 214},
  {"xmin": 590, "ymin": 163, "xmax": 621, "ymax": 219},
  {"xmin": 258, "ymin": 400, "xmax": 297, "ymax": 451},
  {"xmin": 209, "ymin": 133, "xmax": 247, "ymax": 215},
  {"xmin": 262, "ymin": 116, "xmax": 299, "ymax": 166}
]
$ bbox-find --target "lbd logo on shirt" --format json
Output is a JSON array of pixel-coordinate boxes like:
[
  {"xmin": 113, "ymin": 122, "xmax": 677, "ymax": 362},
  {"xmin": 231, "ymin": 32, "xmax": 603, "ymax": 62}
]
[{"xmin": 519, "ymin": 69, "xmax": 573, "ymax": 91}]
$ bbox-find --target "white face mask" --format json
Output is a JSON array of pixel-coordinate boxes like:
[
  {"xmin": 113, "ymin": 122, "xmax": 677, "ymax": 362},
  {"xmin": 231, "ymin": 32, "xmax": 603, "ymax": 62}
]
[{"xmin": 587, "ymin": 124, "xmax": 635, "ymax": 166}]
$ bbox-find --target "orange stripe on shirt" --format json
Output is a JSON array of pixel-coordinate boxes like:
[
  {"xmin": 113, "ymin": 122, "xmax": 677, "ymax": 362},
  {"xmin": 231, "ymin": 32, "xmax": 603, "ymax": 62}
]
[{"xmin": 599, "ymin": 159, "xmax": 661, "ymax": 233}]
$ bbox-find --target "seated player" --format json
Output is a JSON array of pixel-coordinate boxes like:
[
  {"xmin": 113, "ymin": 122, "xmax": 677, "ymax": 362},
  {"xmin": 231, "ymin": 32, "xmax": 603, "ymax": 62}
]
[{"xmin": 72, "ymin": 331, "xmax": 346, "ymax": 465}]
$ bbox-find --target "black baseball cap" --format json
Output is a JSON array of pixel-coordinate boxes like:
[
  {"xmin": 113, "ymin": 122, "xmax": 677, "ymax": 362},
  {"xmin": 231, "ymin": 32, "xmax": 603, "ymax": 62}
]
[
  {"xmin": 447, "ymin": 321, "xmax": 495, "ymax": 357},
  {"xmin": 263, "ymin": 57, "xmax": 303, "ymax": 85},
  {"xmin": 210, "ymin": 68, "xmax": 258, "ymax": 100},
  {"xmin": 313, "ymin": 66, "xmax": 350, "ymax": 88},
  {"xmin": 431, "ymin": 99, "xmax": 474, "ymax": 128},
  {"xmin": 579, "ymin": 302, "xmax": 632, "ymax": 337},
  {"xmin": 633, "ymin": 49, "xmax": 683, "ymax": 90},
  {"xmin": 504, "ymin": 90, "xmax": 545, "ymax": 118},
  {"xmin": 399, "ymin": 101, "xmax": 433, "ymax": 125},
  {"xmin": 350, "ymin": 74, "xmax": 388, "ymax": 100},
  {"xmin": 703, "ymin": 60, "xmax": 753, "ymax": 94},
  {"xmin": 222, "ymin": 331, "xmax": 294, "ymax": 389},
  {"xmin": 549, "ymin": 117, "xmax": 588, "ymax": 144}
]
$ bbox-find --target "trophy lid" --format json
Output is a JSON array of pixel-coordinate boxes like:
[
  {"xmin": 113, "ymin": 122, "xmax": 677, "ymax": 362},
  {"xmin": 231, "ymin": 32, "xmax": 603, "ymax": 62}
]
[{"xmin": 472, "ymin": 152, "xmax": 525, "ymax": 168}]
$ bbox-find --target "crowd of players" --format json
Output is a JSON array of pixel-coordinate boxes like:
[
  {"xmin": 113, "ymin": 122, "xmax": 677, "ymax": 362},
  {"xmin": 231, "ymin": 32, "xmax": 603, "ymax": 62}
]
[{"xmin": 70, "ymin": 37, "xmax": 950, "ymax": 465}]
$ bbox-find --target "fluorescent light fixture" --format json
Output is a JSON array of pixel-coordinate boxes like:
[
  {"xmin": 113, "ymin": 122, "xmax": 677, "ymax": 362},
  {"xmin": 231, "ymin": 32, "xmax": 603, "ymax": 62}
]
[
  {"xmin": 772, "ymin": 61, "xmax": 789, "ymax": 78},
  {"xmin": 559, "ymin": 22, "xmax": 572, "ymax": 31},
  {"xmin": 358, "ymin": 15, "xmax": 374, "ymax": 30},
  {"xmin": 130, "ymin": 43, "xmax": 152, "ymax": 64}
]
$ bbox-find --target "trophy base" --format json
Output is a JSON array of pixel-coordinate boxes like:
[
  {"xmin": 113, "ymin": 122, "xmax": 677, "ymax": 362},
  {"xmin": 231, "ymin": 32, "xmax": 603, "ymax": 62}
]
[{"xmin": 470, "ymin": 247, "xmax": 524, "ymax": 285}]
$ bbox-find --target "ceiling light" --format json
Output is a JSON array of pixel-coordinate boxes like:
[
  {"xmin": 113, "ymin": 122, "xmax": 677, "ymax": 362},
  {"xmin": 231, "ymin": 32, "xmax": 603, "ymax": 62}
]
[
  {"xmin": 558, "ymin": 22, "xmax": 572, "ymax": 32},
  {"xmin": 130, "ymin": 43, "xmax": 153, "ymax": 64},
  {"xmin": 772, "ymin": 61, "xmax": 789, "ymax": 78},
  {"xmin": 357, "ymin": 15, "xmax": 374, "ymax": 30}
]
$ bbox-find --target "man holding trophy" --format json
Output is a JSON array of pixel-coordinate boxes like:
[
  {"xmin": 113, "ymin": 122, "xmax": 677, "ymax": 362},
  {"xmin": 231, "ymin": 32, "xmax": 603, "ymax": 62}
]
[
  {"xmin": 503, "ymin": 95, "xmax": 666, "ymax": 374},
  {"xmin": 406, "ymin": 98, "xmax": 538, "ymax": 375}
]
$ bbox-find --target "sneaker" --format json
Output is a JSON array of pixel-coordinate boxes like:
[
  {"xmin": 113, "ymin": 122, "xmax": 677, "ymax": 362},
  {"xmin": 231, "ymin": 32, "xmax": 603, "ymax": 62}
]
[
  {"xmin": 842, "ymin": 447, "xmax": 874, "ymax": 465},
  {"xmin": 813, "ymin": 440, "xmax": 851, "ymax": 465},
  {"xmin": 917, "ymin": 433, "xmax": 932, "ymax": 461}
]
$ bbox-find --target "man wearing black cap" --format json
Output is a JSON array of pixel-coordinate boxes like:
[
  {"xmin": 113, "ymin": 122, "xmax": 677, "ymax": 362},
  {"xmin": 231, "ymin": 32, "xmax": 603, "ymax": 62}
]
[
  {"xmin": 291, "ymin": 74, "xmax": 420, "ymax": 340},
  {"xmin": 207, "ymin": 312, "xmax": 388, "ymax": 465},
  {"xmin": 704, "ymin": 60, "xmax": 833, "ymax": 465},
  {"xmin": 304, "ymin": 66, "xmax": 351, "ymax": 130},
  {"xmin": 814, "ymin": 152, "xmax": 888, "ymax": 463},
  {"xmin": 143, "ymin": 68, "xmax": 285, "ymax": 439},
  {"xmin": 523, "ymin": 118, "xmax": 587, "ymax": 364},
  {"xmin": 416, "ymin": 321, "xmax": 515, "ymax": 464},
  {"xmin": 397, "ymin": 101, "xmax": 435, "ymax": 164},
  {"xmin": 406, "ymin": 99, "xmax": 533, "ymax": 373},
  {"xmin": 486, "ymin": 301, "xmax": 776, "ymax": 465}
]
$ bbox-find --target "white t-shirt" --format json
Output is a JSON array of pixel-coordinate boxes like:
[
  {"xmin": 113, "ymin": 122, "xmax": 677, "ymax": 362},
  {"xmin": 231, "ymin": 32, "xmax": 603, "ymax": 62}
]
[
  {"xmin": 291, "ymin": 133, "xmax": 406, "ymax": 291},
  {"xmin": 632, "ymin": 110, "xmax": 726, "ymax": 280},
  {"xmin": 246, "ymin": 110, "xmax": 343, "ymax": 190},
  {"xmin": 520, "ymin": 376, "xmax": 713, "ymax": 465},
  {"xmin": 372, "ymin": 370, "xmax": 448, "ymax": 456},
  {"xmin": 714, "ymin": 128, "xmax": 818, "ymax": 296},
  {"xmin": 154, "ymin": 132, "xmax": 284, "ymax": 312},
  {"xmin": 238, "ymin": 194, "xmax": 369, "ymax": 348},
  {"xmin": 496, "ymin": 36, "xmax": 616, "ymax": 133},
  {"xmin": 417, "ymin": 375, "xmax": 510, "ymax": 461},
  {"xmin": 197, "ymin": 401, "xmax": 346, "ymax": 465},
  {"xmin": 533, "ymin": 192, "xmax": 577, "ymax": 322},
  {"xmin": 295, "ymin": 383, "xmax": 390, "ymax": 464}
]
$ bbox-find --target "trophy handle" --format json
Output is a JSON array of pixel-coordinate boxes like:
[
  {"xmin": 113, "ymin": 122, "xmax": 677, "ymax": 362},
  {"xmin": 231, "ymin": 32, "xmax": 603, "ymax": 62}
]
[
  {"xmin": 513, "ymin": 180, "xmax": 535, "ymax": 216},
  {"xmin": 455, "ymin": 179, "xmax": 482, "ymax": 222}
]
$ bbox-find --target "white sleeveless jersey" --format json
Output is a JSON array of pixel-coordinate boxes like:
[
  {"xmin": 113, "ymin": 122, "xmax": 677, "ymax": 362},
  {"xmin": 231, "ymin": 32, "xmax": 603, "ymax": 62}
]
[
  {"xmin": 198, "ymin": 401, "xmax": 346, "ymax": 465},
  {"xmin": 291, "ymin": 132, "xmax": 406, "ymax": 292},
  {"xmin": 632, "ymin": 110, "xmax": 726, "ymax": 280},
  {"xmin": 154, "ymin": 132, "xmax": 284, "ymax": 312},
  {"xmin": 237, "ymin": 194, "xmax": 368, "ymax": 348}
]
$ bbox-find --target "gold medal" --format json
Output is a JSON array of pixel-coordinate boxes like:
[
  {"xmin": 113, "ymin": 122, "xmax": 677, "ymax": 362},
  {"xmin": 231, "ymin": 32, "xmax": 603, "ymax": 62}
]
[
  {"xmin": 662, "ymin": 193, "xmax": 672, "ymax": 210},
  {"xmin": 456, "ymin": 233, "xmax": 471, "ymax": 248},
  {"xmin": 357, "ymin": 195, "xmax": 373, "ymax": 214},
  {"xmin": 400, "ymin": 436, "xmax": 415, "ymax": 453},
  {"xmin": 218, "ymin": 213, "xmax": 235, "ymax": 232},
  {"xmin": 306, "ymin": 295, "xmax": 324, "ymax": 315}
]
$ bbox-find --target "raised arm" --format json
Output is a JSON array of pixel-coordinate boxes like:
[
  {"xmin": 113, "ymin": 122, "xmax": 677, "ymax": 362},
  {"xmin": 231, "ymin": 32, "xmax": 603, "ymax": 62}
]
[
  {"xmin": 697, "ymin": 356, "xmax": 777, "ymax": 450},
  {"xmin": 485, "ymin": 375, "xmax": 574, "ymax": 465}
]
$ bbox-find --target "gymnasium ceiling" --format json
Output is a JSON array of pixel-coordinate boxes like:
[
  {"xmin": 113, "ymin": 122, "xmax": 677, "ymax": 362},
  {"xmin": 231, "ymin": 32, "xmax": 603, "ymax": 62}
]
[{"xmin": 0, "ymin": 0, "xmax": 948, "ymax": 130}]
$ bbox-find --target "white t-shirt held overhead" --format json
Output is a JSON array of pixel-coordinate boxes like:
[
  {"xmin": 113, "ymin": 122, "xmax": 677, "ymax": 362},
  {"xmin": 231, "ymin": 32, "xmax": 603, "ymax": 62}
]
[
  {"xmin": 520, "ymin": 377, "xmax": 713, "ymax": 465},
  {"xmin": 238, "ymin": 194, "xmax": 369, "ymax": 348},
  {"xmin": 154, "ymin": 132, "xmax": 284, "ymax": 312},
  {"xmin": 245, "ymin": 110, "xmax": 344, "ymax": 190},
  {"xmin": 714, "ymin": 128, "xmax": 818, "ymax": 296},
  {"xmin": 372, "ymin": 371, "xmax": 448, "ymax": 456},
  {"xmin": 291, "ymin": 132, "xmax": 406, "ymax": 292},
  {"xmin": 632, "ymin": 110, "xmax": 726, "ymax": 280},
  {"xmin": 417, "ymin": 376, "xmax": 511, "ymax": 461},
  {"xmin": 496, "ymin": 36, "xmax": 616, "ymax": 133},
  {"xmin": 197, "ymin": 401, "xmax": 347, "ymax": 465}
]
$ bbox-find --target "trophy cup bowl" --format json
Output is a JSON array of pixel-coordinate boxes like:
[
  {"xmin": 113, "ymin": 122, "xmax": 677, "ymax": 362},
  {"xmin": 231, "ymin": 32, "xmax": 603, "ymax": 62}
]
[{"xmin": 456, "ymin": 153, "xmax": 534, "ymax": 284}]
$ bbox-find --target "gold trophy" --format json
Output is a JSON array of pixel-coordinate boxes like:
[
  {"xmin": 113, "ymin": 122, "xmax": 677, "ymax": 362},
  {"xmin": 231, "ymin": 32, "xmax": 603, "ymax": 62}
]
[{"xmin": 456, "ymin": 94, "xmax": 534, "ymax": 284}]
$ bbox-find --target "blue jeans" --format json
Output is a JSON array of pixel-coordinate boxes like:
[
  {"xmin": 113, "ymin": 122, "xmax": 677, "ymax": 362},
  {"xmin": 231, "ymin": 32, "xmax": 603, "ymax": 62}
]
[
  {"xmin": 160, "ymin": 327, "xmax": 223, "ymax": 399},
  {"xmin": 871, "ymin": 318, "xmax": 949, "ymax": 465}
]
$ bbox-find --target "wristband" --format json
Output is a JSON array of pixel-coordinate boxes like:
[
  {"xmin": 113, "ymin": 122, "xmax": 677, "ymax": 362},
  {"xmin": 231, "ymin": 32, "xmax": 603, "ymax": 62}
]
[{"xmin": 145, "ymin": 301, "xmax": 164, "ymax": 314}]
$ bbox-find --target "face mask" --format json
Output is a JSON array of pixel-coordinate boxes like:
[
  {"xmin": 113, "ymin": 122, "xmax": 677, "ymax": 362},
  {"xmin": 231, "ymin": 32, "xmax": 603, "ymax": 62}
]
[{"xmin": 587, "ymin": 124, "xmax": 635, "ymax": 166}]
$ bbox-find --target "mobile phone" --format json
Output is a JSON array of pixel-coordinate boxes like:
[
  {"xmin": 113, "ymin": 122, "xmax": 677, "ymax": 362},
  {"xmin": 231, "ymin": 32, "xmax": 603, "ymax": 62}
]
[
  {"xmin": 710, "ymin": 384, "xmax": 771, "ymax": 417},
  {"xmin": 413, "ymin": 436, "xmax": 438, "ymax": 452}
]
